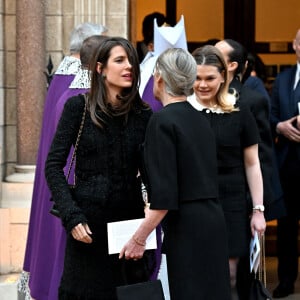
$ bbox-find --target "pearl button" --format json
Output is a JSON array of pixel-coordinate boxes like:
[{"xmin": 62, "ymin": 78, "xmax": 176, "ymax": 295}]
[{"xmin": 206, "ymin": 109, "xmax": 210, "ymax": 113}]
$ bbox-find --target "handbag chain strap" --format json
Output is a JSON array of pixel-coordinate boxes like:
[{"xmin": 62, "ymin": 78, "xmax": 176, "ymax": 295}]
[
  {"xmin": 66, "ymin": 94, "xmax": 87, "ymax": 182},
  {"xmin": 258, "ymin": 234, "xmax": 267, "ymax": 286}
]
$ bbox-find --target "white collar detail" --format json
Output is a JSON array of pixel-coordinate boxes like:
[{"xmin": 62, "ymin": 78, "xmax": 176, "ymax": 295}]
[{"xmin": 187, "ymin": 93, "xmax": 225, "ymax": 114}]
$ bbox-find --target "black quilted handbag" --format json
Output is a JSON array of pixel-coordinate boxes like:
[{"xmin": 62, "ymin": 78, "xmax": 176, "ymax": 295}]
[
  {"xmin": 49, "ymin": 97, "xmax": 87, "ymax": 218},
  {"xmin": 117, "ymin": 279, "xmax": 165, "ymax": 300}
]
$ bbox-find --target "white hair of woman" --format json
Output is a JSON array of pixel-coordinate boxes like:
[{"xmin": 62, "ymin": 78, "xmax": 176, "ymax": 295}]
[
  {"xmin": 69, "ymin": 22, "xmax": 108, "ymax": 54},
  {"xmin": 155, "ymin": 48, "xmax": 197, "ymax": 97}
]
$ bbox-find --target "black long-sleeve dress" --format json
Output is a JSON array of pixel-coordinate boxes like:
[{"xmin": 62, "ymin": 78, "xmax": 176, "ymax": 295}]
[
  {"xmin": 45, "ymin": 94, "xmax": 153, "ymax": 300},
  {"xmin": 143, "ymin": 101, "xmax": 231, "ymax": 300},
  {"xmin": 188, "ymin": 95, "xmax": 260, "ymax": 256}
]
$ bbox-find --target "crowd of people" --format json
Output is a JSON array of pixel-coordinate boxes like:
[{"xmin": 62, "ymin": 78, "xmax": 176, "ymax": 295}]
[{"xmin": 17, "ymin": 12, "xmax": 300, "ymax": 300}]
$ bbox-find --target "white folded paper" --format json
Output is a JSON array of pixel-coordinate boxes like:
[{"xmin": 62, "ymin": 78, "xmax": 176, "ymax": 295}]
[
  {"xmin": 107, "ymin": 218, "xmax": 157, "ymax": 254},
  {"xmin": 250, "ymin": 231, "xmax": 260, "ymax": 273}
]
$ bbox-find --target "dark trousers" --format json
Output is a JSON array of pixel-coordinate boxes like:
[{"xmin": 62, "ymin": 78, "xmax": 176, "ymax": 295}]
[
  {"xmin": 277, "ymin": 216, "xmax": 299, "ymax": 284},
  {"xmin": 276, "ymin": 159, "xmax": 300, "ymax": 285}
]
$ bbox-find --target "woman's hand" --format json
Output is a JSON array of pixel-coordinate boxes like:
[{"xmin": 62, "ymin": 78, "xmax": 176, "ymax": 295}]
[
  {"xmin": 250, "ymin": 212, "xmax": 266, "ymax": 237},
  {"xmin": 119, "ymin": 236, "xmax": 145, "ymax": 260},
  {"xmin": 119, "ymin": 209, "xmax": 167, "ymax": 260},
  {"xmin": 71, "ymin": 223, "xmax": 93, "ymax": 243}
]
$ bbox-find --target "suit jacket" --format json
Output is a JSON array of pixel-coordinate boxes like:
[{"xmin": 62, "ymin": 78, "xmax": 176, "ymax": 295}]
[
  {"xmin": 230, "ymin": 78, "xmax": 284, "ymax": 220},
  {"xmin": 270, "ymin": 65, "xmax": 299, "ymax": 168},
  {"xmin": 244, "ymin": 76, "xmax": 271, "ymax": 104}
]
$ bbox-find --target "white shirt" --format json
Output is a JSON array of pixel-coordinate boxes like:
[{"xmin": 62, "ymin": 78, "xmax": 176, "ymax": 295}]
[{"xmin": 294, "ymin": 62, "xmax": 300, "ymax": 90}]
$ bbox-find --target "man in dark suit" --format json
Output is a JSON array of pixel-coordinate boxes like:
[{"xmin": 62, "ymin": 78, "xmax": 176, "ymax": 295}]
[
  {"xmin": 270, "ymin": 28, "xmax": 300, "ymax": 298},
  {"xmin": 216, "ymin": 38, "xmax": 284, "ymax": 300}
]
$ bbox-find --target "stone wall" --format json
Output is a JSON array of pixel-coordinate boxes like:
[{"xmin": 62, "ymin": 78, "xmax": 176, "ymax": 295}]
[
  {"xmin": 3, "ymin": 0, "xmax": 17, "ymax": 177},
  {"xmin": 0, "ymin": 1, "xmax": 4, "ymax": 192},
  {"xmin": 46, "ymin": 0, "xmax": 129, "ymax": 72},
  {"xmin": 1, "ymin": 0, "xmax": 129, "ymax": 180}
]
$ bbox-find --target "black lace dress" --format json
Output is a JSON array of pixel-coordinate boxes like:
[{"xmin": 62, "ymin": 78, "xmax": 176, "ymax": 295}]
[{"xmin": 45, "ymin": 94, "xmax": 153, "ymax": 300}]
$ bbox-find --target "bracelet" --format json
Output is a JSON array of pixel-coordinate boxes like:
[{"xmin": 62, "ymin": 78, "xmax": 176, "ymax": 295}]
[
  {"xmin": 132, "ymin": 235, "xmax": 146, "ymax": 247},
  {"xmin": 144, "ymin": 202, "xmax": 150, "ymax": 209}
]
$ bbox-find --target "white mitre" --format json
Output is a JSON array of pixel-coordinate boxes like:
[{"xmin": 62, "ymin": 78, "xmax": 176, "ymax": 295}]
[
  {"xmin": 153, "ymin": 15, "xmax": 187, "ymax": 56},
  {"xmin": 139, "ymin": 15, "xmax": 188, "ymax": 96}
]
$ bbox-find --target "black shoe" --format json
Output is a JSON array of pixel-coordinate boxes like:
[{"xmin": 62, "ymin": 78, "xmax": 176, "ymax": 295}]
[{"xmin": 273, "ymin": 282, "xmax": 294, "ymax": 298}]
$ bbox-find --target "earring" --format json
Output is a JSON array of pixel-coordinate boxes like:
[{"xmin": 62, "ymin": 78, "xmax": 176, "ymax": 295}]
[{"xmin": 102, "ymin": 73, "xmax": 106, "ymax": 79}]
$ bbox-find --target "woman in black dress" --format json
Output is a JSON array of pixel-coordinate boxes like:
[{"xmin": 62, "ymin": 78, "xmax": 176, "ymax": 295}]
[
  {"xmin": 187, "ymin": 45, "xmax": 266, "ymax": 299},
  {"xmin": 45, "ymin": 37, "xmax": 153, "ymax": 300},
  {"xmin": 120, "ymin": 48, "xmax": 231, "ymax": 300}
]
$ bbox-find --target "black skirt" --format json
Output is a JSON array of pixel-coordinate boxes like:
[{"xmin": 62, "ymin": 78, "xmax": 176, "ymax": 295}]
[{"xmin": 162, "ymin": 199, "xmax": 231, "ymax": 300}]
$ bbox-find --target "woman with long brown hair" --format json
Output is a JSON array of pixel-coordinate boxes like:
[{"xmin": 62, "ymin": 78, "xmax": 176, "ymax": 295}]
[{"xmin": 45, "ymin": 37, "xmax": 153, "ymax": 300}]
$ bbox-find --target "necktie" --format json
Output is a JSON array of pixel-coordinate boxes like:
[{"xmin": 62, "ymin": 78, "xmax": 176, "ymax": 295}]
[{"xmin": 293, "ymin": 72, "xmax": 300, "ymax": 114}]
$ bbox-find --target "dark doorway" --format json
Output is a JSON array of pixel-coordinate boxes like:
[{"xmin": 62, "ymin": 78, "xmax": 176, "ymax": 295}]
[
  {"xmin": 165, "ymin": 0, "xmax": 256, "ymax": 54},
  {"xmin": 224, "ymin": 0, "xmax": 255, "ymax": 52}
]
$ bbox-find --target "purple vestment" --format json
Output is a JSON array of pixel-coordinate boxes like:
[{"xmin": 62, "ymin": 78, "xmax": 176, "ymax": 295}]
[
  {"xmin": 22, "ymin": 74, "xmax": 75, "ymax": 300},
  {"xmin": 142, "ymin": 76, "xmax": 163, "ymax": 112}
]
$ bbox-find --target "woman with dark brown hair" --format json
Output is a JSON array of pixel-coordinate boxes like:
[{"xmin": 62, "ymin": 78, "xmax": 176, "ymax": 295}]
[{"xmin": 45, "ymin": 37, "xmax": 153, "ymax": 300}]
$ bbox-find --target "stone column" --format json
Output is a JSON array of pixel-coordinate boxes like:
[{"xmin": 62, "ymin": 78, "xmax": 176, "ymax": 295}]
[{"xmin": 9, "ymin": 0, "xmax": 46, "ymax": 181}]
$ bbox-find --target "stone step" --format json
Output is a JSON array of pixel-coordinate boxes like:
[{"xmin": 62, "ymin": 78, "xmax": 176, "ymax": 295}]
[
  {"xmin": 0, "ymin": 273, "xmax": 19, "ymax": 300},
  {"xmin": 0, "ymin": 182, "xmax": 33, "ymax": 208}
]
